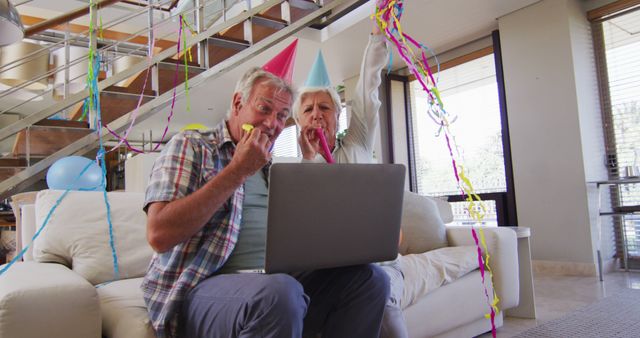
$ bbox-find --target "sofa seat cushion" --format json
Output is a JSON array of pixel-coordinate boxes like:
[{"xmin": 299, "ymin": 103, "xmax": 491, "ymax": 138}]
[
  {"xmin": 33, "ymin": 190, "xmax": 153, "ymax": 285},
  {"xmin": 400, "ymin": 246, "xmax": 478, "ymax": 308},
  {"xmin": 98, "ymin": 277, "xmax": 155, "ymax": 338},
  {"xmin": 0, "ymin": 262, "xmax": 101, "ymax": 338},
  {"xmin": 403, "ymin": 270, "xmax": 497, "ymax": 338},
  {"xmin": 399, "ymin": 192, "xmax": 448, "ymax": 255}
]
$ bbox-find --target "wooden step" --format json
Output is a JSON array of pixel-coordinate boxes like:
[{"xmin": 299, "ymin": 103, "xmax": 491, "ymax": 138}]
[
  {"xmin": 160, "ymin": 54, "xmax": 202, "ymax": 69},
  {"xmin": 33, "ymin": 119, "xmax": 89, "ymax": 129},
  {"xmin": 156, "ymin": 65, "xmax": 203, "ymax": 96},
  {"xmin": 0, "ymin": 158, "xmax": 28, "ymax": 167},
  {"xmin": 103, "ymin": 84, "xmax": 157, "ymax": 98},
  {"xmin": 208, "ymin": 34, "xmax": 250, "ymax": 50},
  {"xmin": 11, "ymin": 125, "xmax": 93, "ymax": 157},
  {"xmin": 262, "ymin": 0, "xmax": 321, "ymax": 24},
  {"xmin": 208, "ymin": 33, "xmax": 247, "ymax": 68},
  {"xmin": 0, "ymin": 168, "xmax": 24, "ymax": 183},
  {"xmin": 288, "ymin": 0, "xmax": 321, "ymax": 10},
  {"xmin": 253, "ymin": 13, "xmax": 288, "ymax": 30}
]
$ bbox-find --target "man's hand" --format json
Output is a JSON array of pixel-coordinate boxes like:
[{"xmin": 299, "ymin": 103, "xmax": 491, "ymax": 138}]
[
  {"xmin": 299, "ymin": 125, "xmax": 322, "ymax": 160},
  {"xmin": 230, "ymin": 128, "xmax": 272, "ymax": 177}
]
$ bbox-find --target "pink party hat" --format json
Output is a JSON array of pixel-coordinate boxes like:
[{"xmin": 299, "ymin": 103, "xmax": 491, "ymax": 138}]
[{"xmin": 262, "ymin": 39, "xmax": 298, "ymax": 84}]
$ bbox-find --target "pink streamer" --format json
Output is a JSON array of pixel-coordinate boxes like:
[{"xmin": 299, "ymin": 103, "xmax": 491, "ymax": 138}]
[
  {"xmin": 315, "ymin": 128, "xmax": 335, "ymax": 164},
  {"xmin": 105, "ymin": 16, "xmax": 184, "ymax": 153},
  {"xmin": 376, "ymin": 2, "xmax": 497, "ymax": 336}
]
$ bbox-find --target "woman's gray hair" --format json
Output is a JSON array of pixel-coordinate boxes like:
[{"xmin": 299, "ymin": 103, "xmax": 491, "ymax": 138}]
[
  {"xmin": 227, "ymin": 67, "xmax": 295, "ymax": 118},
  {"xmin": 292, "ymin": 86, "xmax": 342, "ymax": 124}
]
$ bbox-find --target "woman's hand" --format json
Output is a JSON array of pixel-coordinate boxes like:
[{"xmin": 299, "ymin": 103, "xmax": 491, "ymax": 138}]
[{"xmin": 298, "ymin": 125, "xmax": 321, "ymax": 160}]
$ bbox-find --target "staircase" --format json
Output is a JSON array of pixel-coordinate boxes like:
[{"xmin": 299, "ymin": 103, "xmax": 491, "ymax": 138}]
[{"xmin": 0, "ymin": 0, "xmax": 364, "ymax": 200}]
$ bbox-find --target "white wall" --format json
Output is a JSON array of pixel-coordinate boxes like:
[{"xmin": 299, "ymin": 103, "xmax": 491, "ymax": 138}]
[
  {"xmin": 498, "ymin": 0, "xmax": 607, "ymax": 269},
  {"xmin": 567, "ymin": 0, "xmax": 615, "ymax": 267}
]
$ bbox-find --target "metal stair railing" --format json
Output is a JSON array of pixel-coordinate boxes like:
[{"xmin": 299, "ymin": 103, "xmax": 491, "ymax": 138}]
[
  {"xmin": 0, "ymin": 0, "xmax": 361, "ymax": 199},
  {"xmin": 0, "ymin": 0, "xmax": 225, "ymax": 118}
]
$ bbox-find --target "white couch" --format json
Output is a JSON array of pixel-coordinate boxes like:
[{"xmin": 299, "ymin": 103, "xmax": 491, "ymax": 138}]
[{"xmin": 0, "ymin": 189, "xmax": 519, "ymax": 338}]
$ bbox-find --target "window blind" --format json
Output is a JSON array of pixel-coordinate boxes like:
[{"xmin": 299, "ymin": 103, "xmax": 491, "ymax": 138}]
[
  {"xmin": 272, "ymin": 125, "xmax": 299, "ymax": 157},
  {"xmin": 408, "ymin": 53, "xmax": 506, "ymax": 226},
  {"xmin": 594, "ymin": 7, "xmax": 640, "ymax": 267}
]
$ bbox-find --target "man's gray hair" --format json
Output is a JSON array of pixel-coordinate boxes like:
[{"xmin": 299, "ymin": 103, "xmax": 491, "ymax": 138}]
[
  {"xmin": 228, "ymin": 67, "xmax": 295, "ymax": 118},
  {"xmin": 292, "ymin": 86, "xmax": 342, "ymax": 124}
]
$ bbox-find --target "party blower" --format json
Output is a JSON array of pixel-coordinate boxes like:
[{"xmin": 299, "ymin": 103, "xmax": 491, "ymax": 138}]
[{"xmin": 315, "ymin": 128, "xmax": 335, "ymax": 164}]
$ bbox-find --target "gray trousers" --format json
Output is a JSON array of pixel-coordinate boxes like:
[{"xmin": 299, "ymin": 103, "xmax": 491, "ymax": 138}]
[
  {"xmin": 380, "ymin": 261, "xmax": 409, "ymax": 338},
  {"xmin": 180, "ymin": 264, "xmax": 389, "ymax": 338}
]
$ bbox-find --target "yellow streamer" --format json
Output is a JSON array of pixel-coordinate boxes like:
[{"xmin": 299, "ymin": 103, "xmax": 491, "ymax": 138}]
[{"xmin": 374, "ymin": 1, "xmax": 501, "ymax": 320}]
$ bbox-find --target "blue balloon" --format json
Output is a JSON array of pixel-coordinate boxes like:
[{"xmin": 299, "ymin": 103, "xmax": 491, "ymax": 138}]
[{"xmin": 46, "ymin": 156, "xmax": 103, "ymax": 191}]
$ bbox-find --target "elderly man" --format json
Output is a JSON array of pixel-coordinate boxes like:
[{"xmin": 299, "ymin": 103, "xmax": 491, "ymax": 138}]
[{"xmin": 142, "ymin": 66, "xmax": 390, "ymax": 338}]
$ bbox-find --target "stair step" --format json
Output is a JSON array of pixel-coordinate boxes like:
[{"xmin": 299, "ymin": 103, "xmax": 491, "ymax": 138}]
[
  {"xmin": 0, "ymin": 168, "xmax": 24, "ymax": 182},
  {"xmin": 34, "ymin": 119, "xmax": 90, "ymax": 129},
  {"xmin": 12, "ymin": 126, "xmax": 94, "ymax": 157},
  {"xmin": 156, "ymin": 66, "xmax": 203, "ymax": 96},
  {"xmin": 0, "ymin": 158, "xmax": 28, "ymax": 167},
  {"xmin": 253, "ymin": 13, "xmax": 288, "ymax": 30},
  {"xmin": 288, "ymin": 0, "xmax": 321, "ymax": 10},
  {"xmin": 159, "ymin": 57, "xmax": 202, "ymax": 69},
  {"xmin": 208, "ymin": 34, "xmax": 251, "ymax": 50},
  {"xmin": 103, "ymin": 85, "xmax": 157, "ymax": 98}
]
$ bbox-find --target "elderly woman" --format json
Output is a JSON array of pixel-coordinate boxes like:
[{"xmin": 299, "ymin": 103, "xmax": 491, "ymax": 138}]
[{"xmin": 293, "ymin": 24, "xmax": 408, "ymax": 338}]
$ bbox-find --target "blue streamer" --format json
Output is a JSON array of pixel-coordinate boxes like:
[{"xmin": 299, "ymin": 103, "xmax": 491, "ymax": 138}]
[
  {"xmin": 90, "ymin": 53, "xmax": 120, "ymax": 280},
  {"xmin": 1, "ymin": 0, "xmax": 120, "ymax": 281},
  {"xmin": 0, "ymin": 162, "xmax": 95, "ymax": 276}
]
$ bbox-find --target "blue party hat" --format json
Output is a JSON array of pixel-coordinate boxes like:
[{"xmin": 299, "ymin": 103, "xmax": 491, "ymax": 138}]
[{"xmin": 304, "ymin": 51, "xmax": 331, "ymax": 87}]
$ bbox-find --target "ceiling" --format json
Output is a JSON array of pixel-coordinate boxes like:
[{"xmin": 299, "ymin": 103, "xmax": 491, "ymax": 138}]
[{"xmin": 4, "ymin": 0, "xmax": 541, "ymax": 143}]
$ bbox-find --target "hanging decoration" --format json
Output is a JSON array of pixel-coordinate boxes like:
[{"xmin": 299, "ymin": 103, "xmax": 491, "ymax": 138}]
[
  {"xmin": 0, "ymin": 1, "xmax": 120, "ymax": 280},
  {"xmin": 105, "ymin": 15, "xmax": 187, "ymax": 153},
  {"xmin": 373, "ymin": 1, "xmax": 499, "ymax": 336}
]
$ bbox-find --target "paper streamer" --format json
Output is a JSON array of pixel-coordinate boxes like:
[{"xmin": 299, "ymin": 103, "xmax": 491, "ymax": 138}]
[
  {"xmin": 105, "ymin": 15, "xmax": 186, "ymax": 153},
  {"xmin": 374, "ymin": 1, "xmax": 498, "ymax": 335},
  {"xmin": 315, "ymin": 128, "xmax": 335, "ymax": 164},
  {"xmin": 1, "ymin": 2, "xmax": 122, "ymax": 279}
]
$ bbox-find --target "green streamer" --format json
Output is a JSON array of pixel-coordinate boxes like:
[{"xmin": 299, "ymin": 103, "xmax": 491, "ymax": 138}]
[{"xmin": 181, "ymin": 16, "xmax": 191, "ymax": 112}]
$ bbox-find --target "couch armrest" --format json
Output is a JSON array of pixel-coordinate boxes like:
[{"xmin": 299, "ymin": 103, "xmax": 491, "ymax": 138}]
[
  {"xmin": 0, "ymin": 262, "xmax": 101, "ymax": 338},
  {"xmin": 446, "ymin": 226, "xmax": 520, "ymax": 311}
]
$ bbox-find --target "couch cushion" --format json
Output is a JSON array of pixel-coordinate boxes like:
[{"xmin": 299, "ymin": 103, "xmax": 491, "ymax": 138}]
[
  {"xmin": 399, "ymin": 191, "xmax": 448, "ymax": 255},
  {"xmin": 399, "ymin": 246, "xmax": 478, "ymax": 308},
  {"xmin": 98, "ymin": 277, "xmax": 155, "ymax": 338},
  {"xmin": 403, "ymin": 270, "xmax": 498, "ymax": 338},
  {"xmin": 33, "ymin": 190, "xmax": 153, "ymax": 285},
  {"xmin": 0, "ymin": 262, "xmax": 101, "ymax": 338}
]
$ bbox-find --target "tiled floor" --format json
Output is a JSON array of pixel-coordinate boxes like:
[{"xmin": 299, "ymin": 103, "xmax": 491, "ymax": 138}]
[{"xmin": 477, "ymin": 271, "xmax": 640, "ymax": 337}]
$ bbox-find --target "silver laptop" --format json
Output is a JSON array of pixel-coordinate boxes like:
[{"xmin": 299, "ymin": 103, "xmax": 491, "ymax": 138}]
[{"xmin": 265, "ymin": 163, "xmax": 406, "ymax": 274}]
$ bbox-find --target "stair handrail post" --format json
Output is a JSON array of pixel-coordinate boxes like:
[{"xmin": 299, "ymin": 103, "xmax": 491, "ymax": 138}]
[
  {"xmin": 88, "ymin": 1, "xmax": 99, "ymax": 130},
  {"xmin": 25, "ymin": 126, "xmax": 31, "ymax": 167},
  {"xmin": 63, "ymin": 24, "xmax": 71, "ymax": 104},
  {"xmin": 195, "ymin": 0, "xmax": 209, "ymax": 68},
  {"xmin": 281, "ymin": 0, "xmax": 291, "ymax": 24},
  {"xmin": 148, "ymin": 0, "xmax": 160, "ymax": 95}
]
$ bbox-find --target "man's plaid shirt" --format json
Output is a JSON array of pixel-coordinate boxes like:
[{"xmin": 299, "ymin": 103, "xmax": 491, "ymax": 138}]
[{"xmin": 141, "ymin": 121, "xmax": 244, "ymax": 337}]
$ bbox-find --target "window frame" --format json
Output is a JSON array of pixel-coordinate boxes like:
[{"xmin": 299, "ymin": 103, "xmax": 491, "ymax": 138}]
[
  {"xmin": 398, "ymin": 30, "xmax": 518, "ymax": 226},
  {"xmin": 589, "ymin": 0, "xmax": 640, "ymax": 267}
]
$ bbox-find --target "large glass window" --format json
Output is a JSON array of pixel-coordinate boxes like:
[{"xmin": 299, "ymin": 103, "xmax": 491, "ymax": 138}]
[
  {"xmin": 593, "ymin": 6, "xmax": 640, "ymax": 266},
  {"xmin": 409, "ymin": 52, "xmax": 507, "ymax": 226},
  {"xmin": 273, "ymin": 125, "xmax": 300, "ymax": 157}
]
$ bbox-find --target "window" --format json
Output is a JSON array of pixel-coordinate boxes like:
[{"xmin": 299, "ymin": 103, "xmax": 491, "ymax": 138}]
[
  {"xmin": 272, "ymin": 125, "xmax": 299, "ymax": 157},
  {"xmin": 407, "ymin": 40, "xmax": 514, "ymax": 226},
  {"xmin": 592, "ymin": 4, "xmax": 640, "ymax": 267}
]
